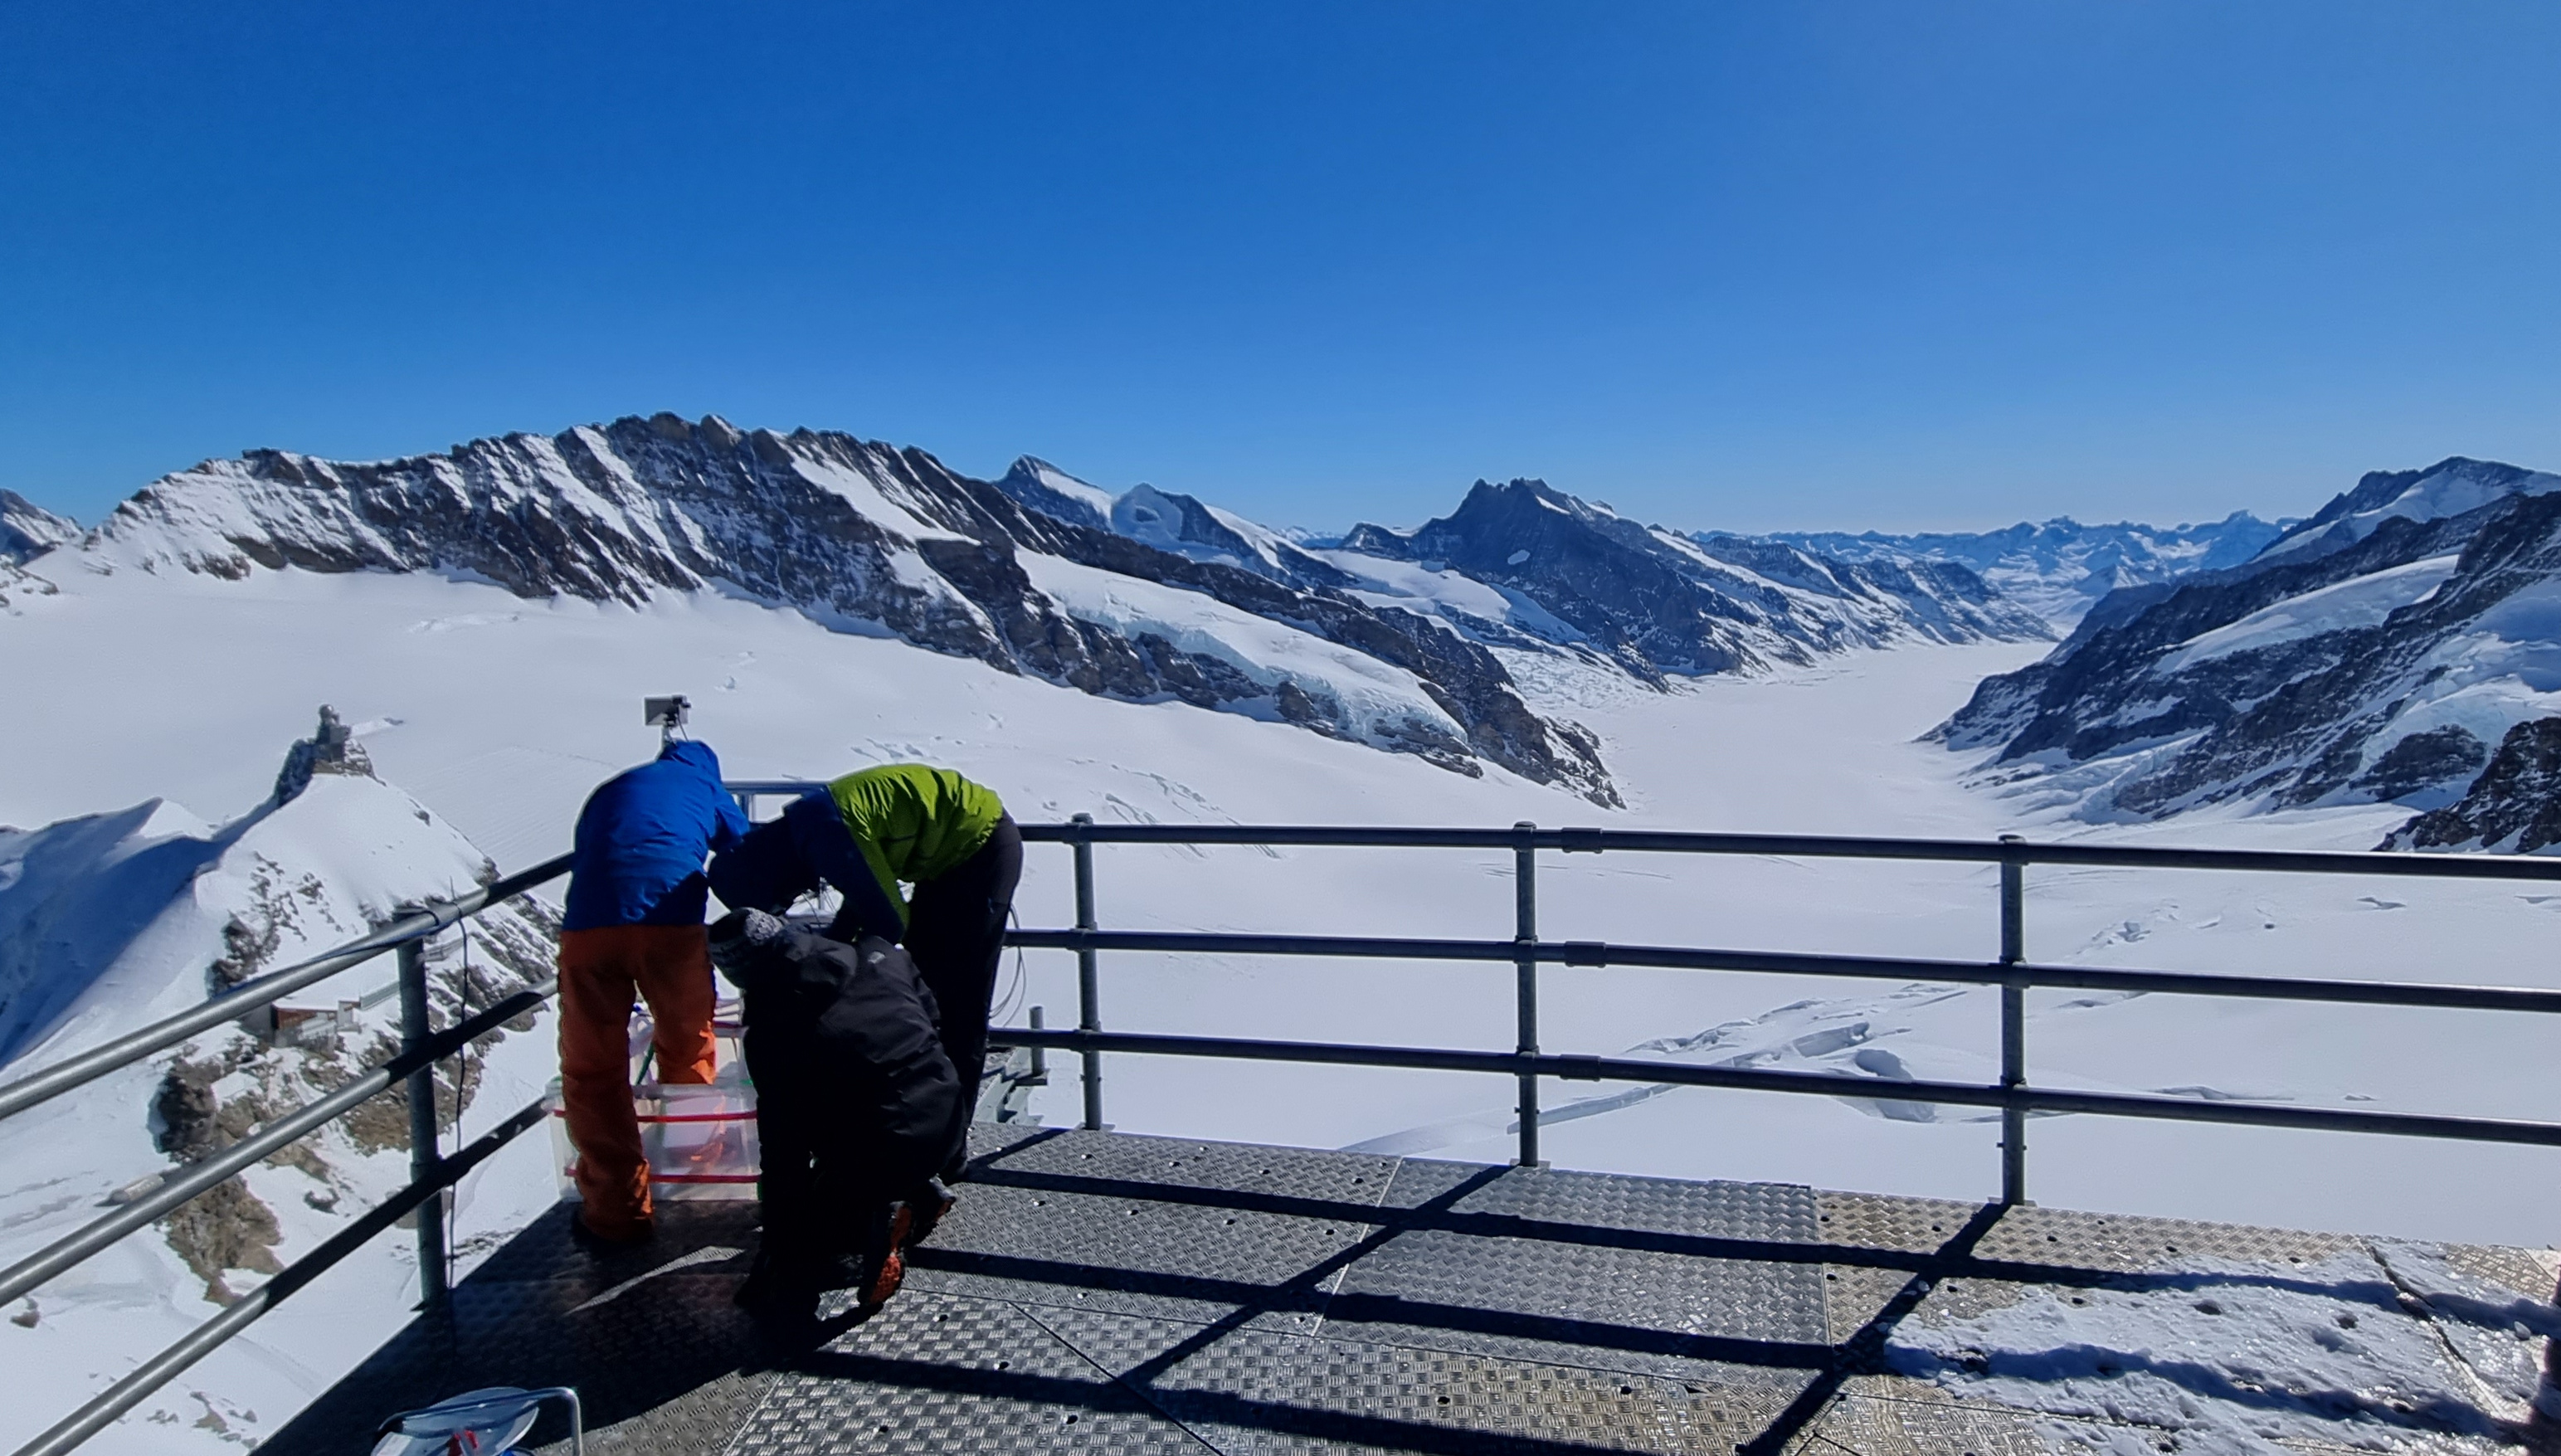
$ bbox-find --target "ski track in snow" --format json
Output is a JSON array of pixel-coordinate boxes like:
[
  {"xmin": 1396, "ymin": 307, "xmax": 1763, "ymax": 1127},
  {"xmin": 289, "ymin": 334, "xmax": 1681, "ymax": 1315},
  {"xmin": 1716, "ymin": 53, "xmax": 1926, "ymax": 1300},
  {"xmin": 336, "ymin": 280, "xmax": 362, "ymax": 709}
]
[{"xmin": 4, "ymin": 564, "xmax": 2561, "ymax": 1453}]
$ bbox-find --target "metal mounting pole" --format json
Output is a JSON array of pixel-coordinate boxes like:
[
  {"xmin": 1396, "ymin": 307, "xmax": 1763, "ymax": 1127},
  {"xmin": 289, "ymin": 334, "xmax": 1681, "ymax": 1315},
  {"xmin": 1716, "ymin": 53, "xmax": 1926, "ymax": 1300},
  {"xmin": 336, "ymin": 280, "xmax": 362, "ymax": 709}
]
[
  {"xmin": 1998, "ymin": 833, "xmax": 2028, "ymax": 1207},
  {"xmin": 1515, "ymin": 822, "xmax": 1541, "ymax": 1168},
  {"xmin": 397, "ymin": 936, "xmax": 449, "ymax": 1314},
  {"xmin": 1072, "ymin": 814, "xmax": 1105, "ymax": 1131}
]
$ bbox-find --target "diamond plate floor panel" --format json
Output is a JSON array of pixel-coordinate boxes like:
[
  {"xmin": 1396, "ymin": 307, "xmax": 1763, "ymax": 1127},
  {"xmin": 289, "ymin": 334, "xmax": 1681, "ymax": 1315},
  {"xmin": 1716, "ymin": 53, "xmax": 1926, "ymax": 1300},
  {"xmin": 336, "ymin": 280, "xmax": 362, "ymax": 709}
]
[
  {"xmin": 904, "ymin": 1129, "xmax": 1400, "ymax": 1332},
  {"xmin": 729, "ymin": 1289, "xmax": 1217, "ymax": 1455},
  {"xmin": 1320, "ymin": 1157, "xmax": 1831, "ymax": 1386},
  {"xmin": 250, "ymin": 1125, "xmax": 2544, "ymax": 1456},
  {"xmin": 256, "ymin": 1200, "xmax": 771, "ymax": 1456},
  {"xmin": 1030, "ymin": 1301, "xmax": 1802, "ymax": 1456}
]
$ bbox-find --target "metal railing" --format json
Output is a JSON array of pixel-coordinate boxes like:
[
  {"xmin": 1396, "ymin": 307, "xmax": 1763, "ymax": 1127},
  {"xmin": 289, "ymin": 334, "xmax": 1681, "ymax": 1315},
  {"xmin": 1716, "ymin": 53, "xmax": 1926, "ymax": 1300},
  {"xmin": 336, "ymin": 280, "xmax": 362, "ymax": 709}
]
[
  {"xmin": 989, "ymin": 817, "xmax": 2561, "ymax": 1191},
  {"xmin": 0, "ymin": 854, "xmax": 572, "ymax": 1456},
  {"xmin": 10, "ymin": 793, "xmax": 2561, "ymax": 1454}
]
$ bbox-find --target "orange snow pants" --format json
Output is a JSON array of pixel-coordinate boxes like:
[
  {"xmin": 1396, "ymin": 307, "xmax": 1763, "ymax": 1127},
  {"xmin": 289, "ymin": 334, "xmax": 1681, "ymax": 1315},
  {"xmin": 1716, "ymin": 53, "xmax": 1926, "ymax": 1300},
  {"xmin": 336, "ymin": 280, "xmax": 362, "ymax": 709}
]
[{"xmin": 556, "ymin": 924, "xmax": 719, "ymax": 1240}]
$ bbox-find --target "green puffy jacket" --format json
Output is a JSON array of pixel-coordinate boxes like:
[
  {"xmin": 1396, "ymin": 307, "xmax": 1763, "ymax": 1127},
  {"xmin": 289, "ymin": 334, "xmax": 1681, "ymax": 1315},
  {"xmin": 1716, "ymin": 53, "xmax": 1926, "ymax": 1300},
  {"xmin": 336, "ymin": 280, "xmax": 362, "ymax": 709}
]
[{"xmin": 827, "ymin": 765, "xmax": 1005, "ymax": 929}]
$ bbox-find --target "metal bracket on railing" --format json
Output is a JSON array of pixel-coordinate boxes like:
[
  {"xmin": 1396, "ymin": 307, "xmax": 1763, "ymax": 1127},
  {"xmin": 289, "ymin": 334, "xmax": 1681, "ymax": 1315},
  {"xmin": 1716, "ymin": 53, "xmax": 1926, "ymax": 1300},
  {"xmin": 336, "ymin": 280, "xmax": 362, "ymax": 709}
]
[
  {"xmin": 1561, "ymin": 942, "xmax": 1608, "ymax": 967},
  {"xmin": 1559, "ymin": 827, "xmax": 1605, "ymax": 854}
]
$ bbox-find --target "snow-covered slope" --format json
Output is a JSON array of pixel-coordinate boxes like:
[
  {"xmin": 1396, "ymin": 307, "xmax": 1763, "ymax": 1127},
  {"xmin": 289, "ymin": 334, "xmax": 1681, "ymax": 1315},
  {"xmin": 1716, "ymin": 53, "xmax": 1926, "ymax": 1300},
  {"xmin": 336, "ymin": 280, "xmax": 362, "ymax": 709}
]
[
  {"xmin": 0, "ymin": 713, "xmax": 560, "ymax": 1454},
  {"xmin": 1764, "ymin": 513, "xmax": 2291, "ymax": 628},
  {"xmin": 1936, "ymin": 457, "xmax": 2561, "ymax": 825},
  {"xmin": 60, "ymin": 416, "xmax": 1614, "ymax": 805}
]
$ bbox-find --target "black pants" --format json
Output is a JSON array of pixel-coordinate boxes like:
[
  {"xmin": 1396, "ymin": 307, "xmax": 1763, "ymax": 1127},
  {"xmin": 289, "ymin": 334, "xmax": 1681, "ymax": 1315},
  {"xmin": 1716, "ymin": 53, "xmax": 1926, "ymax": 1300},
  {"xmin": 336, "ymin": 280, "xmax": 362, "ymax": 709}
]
[
  {"xmin": 835, "ymin": 815, "xmax": 1021, "ymax": 1179},
  {"xmin": 739, "ymin": 932, "xmax": 958, "ymax": 1270},
  {"xmin": 752, "ymin": 1059, "xmax": 928, "ymax": 1268}
]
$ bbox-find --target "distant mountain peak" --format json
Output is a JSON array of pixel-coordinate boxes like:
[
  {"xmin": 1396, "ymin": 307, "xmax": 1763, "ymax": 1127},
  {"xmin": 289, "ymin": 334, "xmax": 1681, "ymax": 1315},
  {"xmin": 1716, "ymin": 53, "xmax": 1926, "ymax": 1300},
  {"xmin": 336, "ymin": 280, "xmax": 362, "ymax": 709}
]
[
  {"xmin": 1757, "ymin": 514, "xmax": 2292, "ymax": 629},
  {"xmin": 1, "ymin": 489, "xmax": 77, "ymax": 565}
]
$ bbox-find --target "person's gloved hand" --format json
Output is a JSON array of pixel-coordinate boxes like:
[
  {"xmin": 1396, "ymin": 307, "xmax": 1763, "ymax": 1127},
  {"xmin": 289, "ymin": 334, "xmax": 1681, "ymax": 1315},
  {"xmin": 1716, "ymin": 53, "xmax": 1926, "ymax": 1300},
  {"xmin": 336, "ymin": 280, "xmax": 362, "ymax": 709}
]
[{"xmin": 708, "ymin": 908, "xmax": 787, "ymax": 982}]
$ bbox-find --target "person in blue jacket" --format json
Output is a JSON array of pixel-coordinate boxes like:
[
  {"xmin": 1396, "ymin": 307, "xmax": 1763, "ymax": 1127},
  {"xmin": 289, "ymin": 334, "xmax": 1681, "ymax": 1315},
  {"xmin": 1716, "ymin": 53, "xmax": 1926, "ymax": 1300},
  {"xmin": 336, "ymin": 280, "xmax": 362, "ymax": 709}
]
[{"xmin": 556, "ymin": 738, "xmax": 749, "ymax": 1244}]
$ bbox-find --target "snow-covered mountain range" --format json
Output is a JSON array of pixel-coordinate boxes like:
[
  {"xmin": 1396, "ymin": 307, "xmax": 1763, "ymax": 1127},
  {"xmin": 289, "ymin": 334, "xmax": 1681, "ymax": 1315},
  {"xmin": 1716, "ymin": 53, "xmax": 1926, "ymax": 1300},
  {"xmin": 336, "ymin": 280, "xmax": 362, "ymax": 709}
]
[
  {"xmin": 58, "ymin": 416, "xmax": 1615, "ymax": 804},
  {"xmin": 1761, "ymin": 513, "xmax": 2291, "ymax": 628},
  {"xmin": 1331, "ymin": 478, "xmax": 2052, "ymax": 680},
  {"xmin": 1938, "ymin": 457, "xmax": 2561, "ymax": 826},
  {"xmin": 12, "ymin": 415, "xmax": 2099, "ymax": 810}
]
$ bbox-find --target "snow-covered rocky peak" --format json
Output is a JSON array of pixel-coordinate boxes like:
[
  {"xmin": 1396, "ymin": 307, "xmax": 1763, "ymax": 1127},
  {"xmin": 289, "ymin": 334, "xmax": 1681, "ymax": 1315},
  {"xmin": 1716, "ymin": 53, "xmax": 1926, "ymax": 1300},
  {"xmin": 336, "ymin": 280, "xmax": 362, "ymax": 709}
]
[
  {"xmin": 2261, "ymin": 457, "xmax": 2561, "ymax": 565},
  {"xmin": 1936, "ymin": 455, "xmax": 2561, "ymax": 827},
  {"xmin": 993, "ymin": 456, "xmax": 1116, "ymax": 533},
  {"xmin": 1762, "ymin": 513, "xmax": 2291, "ymax": 628},
  {"xmin": 1341, "ymin": 478, "xmax": 2052, "ymax": 679},
  {"xmin": 1, "ymin": 489, "xmax": 75, "ymax": 565},
  {"xmin": 993, "ymin": 460, "xmax": 1355, "ymax": 587},
  {"xmin": 66, "ymin": 416, "xmax": 1619, "ymax": 804}
]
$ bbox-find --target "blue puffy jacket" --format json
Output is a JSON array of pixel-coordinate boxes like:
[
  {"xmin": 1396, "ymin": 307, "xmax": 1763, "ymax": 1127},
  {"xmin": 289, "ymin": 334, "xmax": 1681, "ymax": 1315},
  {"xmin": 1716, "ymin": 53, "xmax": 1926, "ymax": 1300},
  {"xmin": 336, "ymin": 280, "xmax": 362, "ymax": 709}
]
[{"xmin": 562, "ymin": 740, "xmax": 752, "ymax": 931}]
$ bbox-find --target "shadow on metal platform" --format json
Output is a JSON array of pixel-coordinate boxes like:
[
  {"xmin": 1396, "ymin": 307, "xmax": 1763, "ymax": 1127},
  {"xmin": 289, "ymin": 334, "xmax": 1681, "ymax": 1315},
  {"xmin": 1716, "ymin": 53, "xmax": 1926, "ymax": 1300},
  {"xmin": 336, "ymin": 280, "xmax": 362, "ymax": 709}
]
[{"xmin": 258, "ymin": 1123, "xmax": 2556, "ymax": 1455}]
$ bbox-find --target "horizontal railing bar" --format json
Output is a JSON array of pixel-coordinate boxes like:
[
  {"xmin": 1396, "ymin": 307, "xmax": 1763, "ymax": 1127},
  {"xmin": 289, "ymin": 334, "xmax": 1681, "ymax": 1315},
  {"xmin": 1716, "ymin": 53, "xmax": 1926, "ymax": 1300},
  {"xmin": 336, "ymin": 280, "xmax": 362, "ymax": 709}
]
[
  {"xmin": 1004, "ymin": 928, "xmax": 2561, "ymax": 1016},
  {"xmin": 986, "ymin": 1027, "xmax": 2561, "ymax": 1149},
  {"xmin": 8, "ymin": 1096, "xmax": 549, "ymax": 1456},
  {"xmin": 1010, "ymin": 821, "xmax": 2561, "ymax": 881},
  {"xmin": 0, "ymin": 981, "xmax": 553, "ymax": 1308},
  {"xmin": 0, "ymin": 855, "xmax": 571, "ymax": 1125}
]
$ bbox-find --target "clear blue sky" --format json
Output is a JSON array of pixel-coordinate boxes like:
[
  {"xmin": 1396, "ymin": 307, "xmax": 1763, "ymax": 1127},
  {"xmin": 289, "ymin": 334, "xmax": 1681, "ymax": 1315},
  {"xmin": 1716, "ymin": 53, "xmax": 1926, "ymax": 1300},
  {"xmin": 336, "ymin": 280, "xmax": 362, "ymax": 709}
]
[{"xmin": 5, "ymin": 2, "xmax": 2559, "ymax": 534}]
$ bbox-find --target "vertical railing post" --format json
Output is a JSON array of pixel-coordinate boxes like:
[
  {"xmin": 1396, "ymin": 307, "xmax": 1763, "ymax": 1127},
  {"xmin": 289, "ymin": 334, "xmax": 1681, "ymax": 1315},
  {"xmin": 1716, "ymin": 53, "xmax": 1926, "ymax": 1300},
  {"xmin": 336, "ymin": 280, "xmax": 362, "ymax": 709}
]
[
  {"xmin": 1072, "ymin": 813, "xmax": 1105, "ymax": 1131},
  {"xmin": 1998, "ymin": 833, "xmax": 2028, "ymax": 1207},
  {"xmin": 397, "ymin": 934, "xmax": 449, "ymax": 1314},
  {"xmin": 1514, "ymin": 821, "xmax": 1541, "ymax": 1168}
]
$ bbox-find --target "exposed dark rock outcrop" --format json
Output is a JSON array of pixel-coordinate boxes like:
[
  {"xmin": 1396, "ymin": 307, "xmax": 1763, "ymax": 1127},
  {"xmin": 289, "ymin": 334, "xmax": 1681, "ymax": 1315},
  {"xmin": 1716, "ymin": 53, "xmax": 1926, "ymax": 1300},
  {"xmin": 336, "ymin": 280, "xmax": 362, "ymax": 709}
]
[{"xmin": 2382, "ymin": 718, "xmax": 2561, "ymax": 854}]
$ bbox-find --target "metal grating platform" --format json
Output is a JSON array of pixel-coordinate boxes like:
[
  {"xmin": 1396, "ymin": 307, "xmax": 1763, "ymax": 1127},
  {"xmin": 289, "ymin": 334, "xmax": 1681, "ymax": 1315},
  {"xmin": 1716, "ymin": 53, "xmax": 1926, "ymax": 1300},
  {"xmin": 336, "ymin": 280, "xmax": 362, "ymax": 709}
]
[{"xmin": 253, "ymin": 1125, "xmax": 2561, "ymax": 1456}]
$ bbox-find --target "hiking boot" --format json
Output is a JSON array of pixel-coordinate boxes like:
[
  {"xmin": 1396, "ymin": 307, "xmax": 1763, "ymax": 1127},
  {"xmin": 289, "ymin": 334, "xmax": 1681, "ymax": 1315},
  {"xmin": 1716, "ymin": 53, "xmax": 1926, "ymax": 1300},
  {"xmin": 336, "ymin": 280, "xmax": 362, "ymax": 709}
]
[{"xmin": 859, "ymin": 1203, "xmax": 914, "ymax": 1307}]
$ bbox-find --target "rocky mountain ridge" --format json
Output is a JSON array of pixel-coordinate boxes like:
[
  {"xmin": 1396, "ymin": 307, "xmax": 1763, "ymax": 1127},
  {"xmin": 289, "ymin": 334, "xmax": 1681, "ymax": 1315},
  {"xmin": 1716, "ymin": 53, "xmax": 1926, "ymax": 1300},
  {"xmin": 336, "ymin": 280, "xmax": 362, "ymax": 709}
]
[
  {"xmin": 1761, "ymin": 513, "xmax": 2291, "ymax": 628},
  {"xmin": 59, "ymin": 416, "xmax": 1619, "ymax": 803},
  {"xmin": 1938, "ymin": 456, "xmax": 2561, "ymax": 827},
  {"xmin": 1333, "ymin": 478, "xmax": 2054, "ymax": 679}
]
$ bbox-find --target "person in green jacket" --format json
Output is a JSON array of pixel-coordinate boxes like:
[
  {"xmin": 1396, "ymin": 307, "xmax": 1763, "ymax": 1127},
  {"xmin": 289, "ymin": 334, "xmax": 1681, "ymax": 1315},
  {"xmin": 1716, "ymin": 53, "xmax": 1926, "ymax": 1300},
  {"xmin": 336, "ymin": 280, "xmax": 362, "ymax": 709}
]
[{"xmin": 708, "ymin": 764, "xmax": 1020, "ymax": 1181}]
